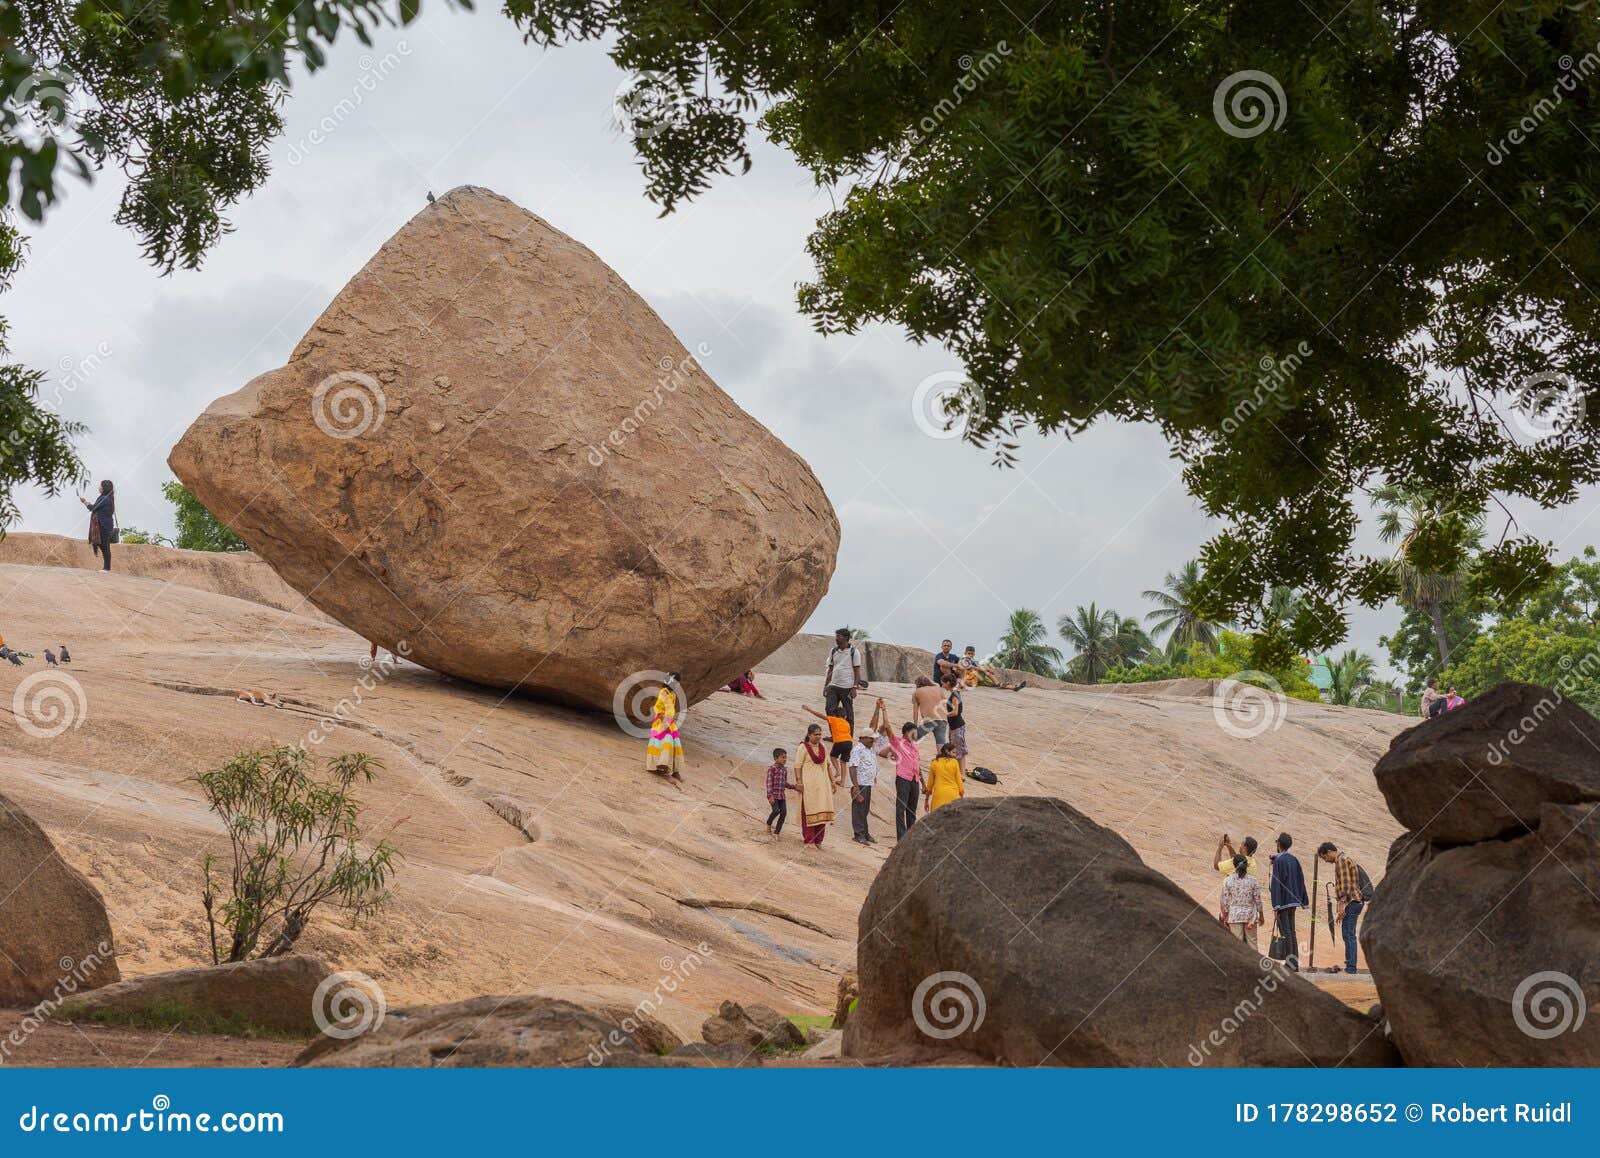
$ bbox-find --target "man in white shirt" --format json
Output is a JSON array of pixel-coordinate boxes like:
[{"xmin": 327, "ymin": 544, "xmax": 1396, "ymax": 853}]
[
  {"xmin": 823, "ymin": 627, "xmax": 863, "ymax": 729},
  {"xmin": 846, "ymin": 721, "xmax": 890, "ymax": 844}
]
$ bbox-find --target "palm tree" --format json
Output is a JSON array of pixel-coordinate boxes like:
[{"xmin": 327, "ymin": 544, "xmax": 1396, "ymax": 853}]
[
  {"xmin": 1372, "ymin": 483, "xmax": 1483, "ymax": 668},
  {"xmin": 1058, "ymin": 603, "xmax": 1120, "ymax": 683},
  {"xmin": 993, "ymin": 608, "xmax": 1064, "ymax": 676},
  {"xmin": 1143, "ymin": 559, "xmax": 1228, "ymax": 660},
  {"xmin": 1261, "ymin": 585, "xmax": 1301, "ymax": 630},
  {"xmin": 1325, "ymin": 649, "xmax": 1387, "ymax": 707},
  {"xmin": 1112, "ymin": 614, "xmax": 1154, "ymax": 666}
]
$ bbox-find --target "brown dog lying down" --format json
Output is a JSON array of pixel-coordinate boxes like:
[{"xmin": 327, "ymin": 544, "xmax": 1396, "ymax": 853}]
[{"xmin": 235, "ymin": 689, "xmax": 282, "ymax": 707}]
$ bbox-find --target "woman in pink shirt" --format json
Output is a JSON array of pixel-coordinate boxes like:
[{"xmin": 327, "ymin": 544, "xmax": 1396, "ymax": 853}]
[{"xmin": 875, "ymin": 697, "xmax": 924, "ymax": 839}]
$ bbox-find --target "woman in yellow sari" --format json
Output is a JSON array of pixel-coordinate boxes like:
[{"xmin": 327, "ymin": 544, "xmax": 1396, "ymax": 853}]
[
  {"xmin": 924, "ymin": 743, "xmax": 965, "ymax": 813},
  {"xmin": 794, "ymin": 723, "xmax": 836, "ymax": 849},
  {"xmin": 646, "ymin": 673, "xmax": 685, "ymax": 778}
]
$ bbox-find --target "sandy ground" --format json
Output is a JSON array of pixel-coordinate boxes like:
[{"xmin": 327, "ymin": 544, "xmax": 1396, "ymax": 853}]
[{"xmin": 0, "ymin": 537, "xmax": 1408, "ymax": 1060}]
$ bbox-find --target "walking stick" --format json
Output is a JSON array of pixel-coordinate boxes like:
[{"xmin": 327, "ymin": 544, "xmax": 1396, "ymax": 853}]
[{"xmin": 1308, "ymin": 857, "xmax": 1320, "ymax": 971}]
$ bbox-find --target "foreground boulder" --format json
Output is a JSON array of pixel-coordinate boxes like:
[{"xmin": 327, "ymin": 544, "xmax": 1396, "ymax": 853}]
[
  {"xmin": 1373, "ymin": 682, "xmax": 1600, "ymax": 844},
  {"xmin": 169, "ymin": 186, "xmax": 838, "ymax": 711},
  {"xmin": 1363, "ymin": 808, "xmax": 1600, "ymax": 1065},
  {"xmin": 59, "ymin": 955, "xmax": 330, "ymax": 1034},
  {"xmin": 295, "ymin": 994, "xmax": 677, "ymax": 1067},
  {"xmin": 0, "ymin": 793, "xmax": 119, "ymax": 1005},
  {"xmin": 1364, "ymin": 683, "xmax": 1600, "ymax": 1064},
  {"xmin": 843, "ymin": 797, "xmax": 1397, "ymax": 1066}
]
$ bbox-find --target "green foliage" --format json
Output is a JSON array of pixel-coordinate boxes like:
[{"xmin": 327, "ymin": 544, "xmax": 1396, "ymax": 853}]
[
  {"xmin": 1102, "ymin": 630, "xmax": 1320, "ymax": 702},
  {"xmin": 1058, "ymin": 602, "xmax": 1150, "ymax": 683},
  {"xmin": 1441, "ymin": 548, "xmax": 1600, "ymax": 714},
  {"xmin": 0, "ymin": 2, "xmax": 473, "ymax": 528},
  {"xmin": 117, "ymin": 525, "xmax": 170, "ymax": 546},
  {"xmin": 162, "ymin": 480, "xmax": 246, "ymax": 552},
  {"xmin": 198, "ymin": 746, "xmax": 399, "ymax": 964},
  {"xmin": 1381, "ymin": 601, "xmax": 1484, "ymax": 692},
  {"xmin": 69, "ymin": 998, "xmax": 310, "ymax": 1040},
  {"xmin": 991, "ymin": 608, "xmax": 1063, "ymax": 676},
  {"xmin": 508, "ymin": 0, "xmax": 1600, "ymax": 642},
  {"xmin": 1324, "ymin": 649, "xmax": 1392, "ymax": 708},
  {"xmin": 1142, "ymin": 560, "xmax": 1231, "ymax": 660},
  {"xmin": 1373, "ymin": 483, "xmax": 1484, "ymax": 668}
]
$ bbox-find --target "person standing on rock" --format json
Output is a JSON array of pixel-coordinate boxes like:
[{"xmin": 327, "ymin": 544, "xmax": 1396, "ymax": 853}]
[
  {"xmin": 1213, "ymin": 834, "xmax": 1258, "ymax": 877},
  {"xmin": 884, "ymin": 710, "xmax": 923, "ymax": 839},
  {"xmin": 1318, "ymin": 842, "xmax": 1367, "ymax": 973},
  {"xmin": 924, "ymin": 743, "xmax": 965, "ymax": 813},
  {"xmin": 910, "ymin": 676, "xmax": 948, "ymax": 746},
  {"xmin": 646, "ymin": 673, "xmax": 685, "ymax": 780},
  {"xmin": 942, "ymin": 676, "xmax": 969, "ymax": 777},
  {"xmin": 1220, "ymin": 854, "xmax": 1264, "ymax": 950},
  {"xmin": 823, "ymin": 628, "xmax": 863, "ymax": 730},
  {"xmin": 846, "ymin": 702, "xmax": 891, "ymax": 844},
  {"xmin": 1268, "ymin": 833, "xmax": 1309, "ymax": 971},
  {"xmin": 764, "ymin": 748, "xmax": 794, "ymax": 839},
  {"xmin": 80, "ymin": 480, "xmax": 116, "ymax": 571},
  {"xmin": 794, "ymin": 723, "xmax": 835, "ymax": 850}
]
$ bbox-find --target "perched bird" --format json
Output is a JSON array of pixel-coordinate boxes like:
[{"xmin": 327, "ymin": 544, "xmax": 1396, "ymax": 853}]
[
  {"xmin": 426, "ymin": 190, "xmax": 436, "ymax": 203},
  {"xmin": 44, "ymin": 649, "xmax": 57, "ymax": 666},
  {"xmin": 58, "ymin": 645, "xmax": 70, "ymax": 663},
  {"xmin": 0, "ymin": 648, "xmax": 21, "ymax": 667}
]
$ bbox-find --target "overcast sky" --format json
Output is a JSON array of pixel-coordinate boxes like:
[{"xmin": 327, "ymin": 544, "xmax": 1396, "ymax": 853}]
[{"xmin": 11, "ymin": 8, "xmax": 1600, "ymax": 680}]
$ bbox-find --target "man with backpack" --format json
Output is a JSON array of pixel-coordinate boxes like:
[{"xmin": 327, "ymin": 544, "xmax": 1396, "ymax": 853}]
[
  {"xmin": 823, "ymin": 628, "xmax": 864, "ymax": 730},
  {"xmin": 1318, "ymin": 841, "xmax": 1374, "ymax": 974}
]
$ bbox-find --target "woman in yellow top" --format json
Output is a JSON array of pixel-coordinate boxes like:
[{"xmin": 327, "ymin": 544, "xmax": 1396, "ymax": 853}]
[
  {"xmin": 924, "ymin": 743, "xmax": 965, "ymax": 813},
  {"xmin": 646, "ymin": 673, "xmax": 685, "ymax": 779}
]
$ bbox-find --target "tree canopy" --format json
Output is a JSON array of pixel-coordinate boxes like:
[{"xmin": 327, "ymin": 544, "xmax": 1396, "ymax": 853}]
[{"xmin": 507, "ymin": 0, "xmax": 1600, "ymax": 644}]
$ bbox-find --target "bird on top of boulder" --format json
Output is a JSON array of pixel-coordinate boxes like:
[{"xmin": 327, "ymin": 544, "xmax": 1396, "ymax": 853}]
[
  {"xmin": 426, "ymin": 190, "xmax": 435, "ymax": 203},
  {"xmin": 59, "ymin": 645, "xmax": 71, "ymax": 663},
  {"xmin": 44, "ymin": 649, "xmax": 57, "ymax": 666}
]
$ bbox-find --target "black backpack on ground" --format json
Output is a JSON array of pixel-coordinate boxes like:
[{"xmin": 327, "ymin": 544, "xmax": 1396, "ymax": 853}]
[{"xmin": 968, "ymin": 766, "xmax": 998, "ymax": 785}]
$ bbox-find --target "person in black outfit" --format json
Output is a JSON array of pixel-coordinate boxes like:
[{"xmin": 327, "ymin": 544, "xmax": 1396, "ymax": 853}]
[
  {"xmin": 81, "ymin": 480, "xmax": 115, "ymax": 571},
  {"xmin": 1268, "ymin": 832, "xmax": 1310, "ymax": 971}
]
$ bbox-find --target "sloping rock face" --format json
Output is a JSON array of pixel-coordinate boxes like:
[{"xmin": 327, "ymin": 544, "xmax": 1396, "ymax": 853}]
[
  {"xmin": 0, "ymin": 792, "xmax": 119, "ymax": 1005},
  {"xmin": 170, "ymin": 186, "xmax": 838, "ymax": 712},
  {"xmin": 60, "ymin": 955, "xmax": 331, "ymax": 1034},
  {"xmin": 843, "ymin": 796, "xmax": 1397, "ymax": 1066},
  {"xmin": 1373, "ymin": 682, "xmax": 1600, "ymax": 844},
  {"xmin": 1364, "ymin": 684, "xmax": 1600, "ymax": 1064},
  {"xmin": 294, "ymin": 995, "xmax": 676, "ymax": 1067}
]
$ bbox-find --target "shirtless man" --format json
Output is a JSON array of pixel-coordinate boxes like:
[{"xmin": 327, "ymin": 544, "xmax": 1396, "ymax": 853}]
[{"xmin": 910, "ymin": 676, "xmax": 948, "ymax": 747}]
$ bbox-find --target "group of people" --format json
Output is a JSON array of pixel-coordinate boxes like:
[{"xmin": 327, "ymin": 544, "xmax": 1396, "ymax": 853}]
[
  {"xmin": 1419, "ymin": 677, "xmax": 1466, "ymax": 718},
  {"xmin": 1213, "ymin": 833, "xmax": 1372, "ymax": 974}
]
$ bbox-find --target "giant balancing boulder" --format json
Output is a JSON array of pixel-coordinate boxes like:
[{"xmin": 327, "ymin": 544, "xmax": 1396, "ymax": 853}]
[{"xmin": 169, "ymin": 187, "xmax": 838, "ymax": 711}]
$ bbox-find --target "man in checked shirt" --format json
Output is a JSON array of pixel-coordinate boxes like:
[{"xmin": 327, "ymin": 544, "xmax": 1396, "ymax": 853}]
[{"xmin": 1318, "ymin": 842, "xmax": 1369, "ymax": 974}]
